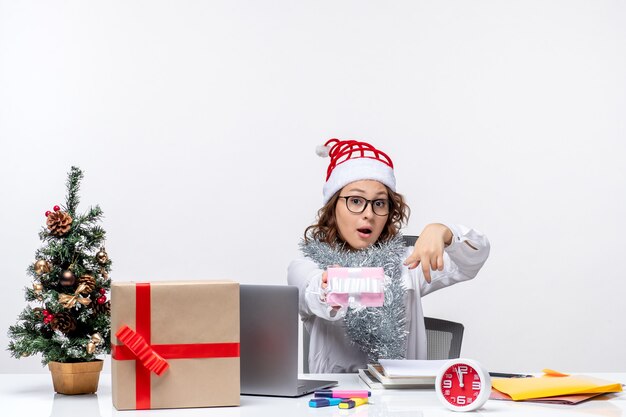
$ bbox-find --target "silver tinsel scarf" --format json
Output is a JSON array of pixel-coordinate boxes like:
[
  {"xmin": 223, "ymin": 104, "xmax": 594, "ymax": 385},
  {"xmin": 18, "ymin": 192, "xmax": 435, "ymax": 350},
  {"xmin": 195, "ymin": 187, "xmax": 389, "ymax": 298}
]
[{"xmin": 300, "ymin": 234, "xmax": 409, "ymax": 362}]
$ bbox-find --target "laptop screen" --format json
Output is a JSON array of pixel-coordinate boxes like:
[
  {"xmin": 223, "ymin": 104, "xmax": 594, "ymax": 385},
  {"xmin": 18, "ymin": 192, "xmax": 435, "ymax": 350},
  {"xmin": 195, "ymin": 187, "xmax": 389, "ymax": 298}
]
[
  {"xmin": 239, "ymin": 284, "xmax": 336, "ymax": 396},
  {"xmin": 240, "ymin": 285, "xmax": 300, "ymax": 395}
]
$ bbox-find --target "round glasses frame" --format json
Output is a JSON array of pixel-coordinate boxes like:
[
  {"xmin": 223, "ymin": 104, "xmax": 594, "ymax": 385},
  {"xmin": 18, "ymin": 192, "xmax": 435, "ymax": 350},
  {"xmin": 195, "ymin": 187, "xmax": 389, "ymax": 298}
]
[{"xmin": 338, "ymin": 196, "xmax": 391, "ymax": 216}]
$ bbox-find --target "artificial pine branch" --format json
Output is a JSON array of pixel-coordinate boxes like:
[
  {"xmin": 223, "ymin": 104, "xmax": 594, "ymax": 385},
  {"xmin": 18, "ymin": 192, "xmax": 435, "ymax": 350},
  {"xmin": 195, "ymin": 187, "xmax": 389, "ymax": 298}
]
[{"xmin": 65, "ymin": 166, "xmax": 83, "ymax": 216}]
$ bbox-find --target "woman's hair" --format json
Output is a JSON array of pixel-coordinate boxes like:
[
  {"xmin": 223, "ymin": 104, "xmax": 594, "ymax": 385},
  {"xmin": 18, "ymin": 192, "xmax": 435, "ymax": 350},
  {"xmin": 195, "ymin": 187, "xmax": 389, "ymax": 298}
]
[{"xmin": 304, "ymin": 186, "xmax": 410, "ymax": 247}]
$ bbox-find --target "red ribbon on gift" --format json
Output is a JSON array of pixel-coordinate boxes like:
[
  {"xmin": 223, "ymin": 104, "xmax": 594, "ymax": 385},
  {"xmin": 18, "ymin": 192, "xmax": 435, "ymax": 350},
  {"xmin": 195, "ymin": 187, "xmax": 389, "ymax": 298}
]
[{"xmin": 111, "ymin": 283, "xmax": 240, "ymax": 410}]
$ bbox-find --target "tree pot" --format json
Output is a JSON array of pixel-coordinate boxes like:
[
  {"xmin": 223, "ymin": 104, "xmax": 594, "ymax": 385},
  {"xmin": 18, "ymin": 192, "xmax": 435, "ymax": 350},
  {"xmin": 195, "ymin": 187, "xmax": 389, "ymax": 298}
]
[{"xmin": 48, "ymin": 359, "xmax": 103, "ymax": 395}]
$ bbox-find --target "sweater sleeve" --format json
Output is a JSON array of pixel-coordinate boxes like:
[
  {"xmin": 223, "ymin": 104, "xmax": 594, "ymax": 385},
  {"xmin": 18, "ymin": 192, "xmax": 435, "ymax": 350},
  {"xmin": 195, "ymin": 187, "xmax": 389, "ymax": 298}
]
[
  {"xmin": 419, "ymin": 223, "xmax": 491, "ymax": 296},
  {"xmin": 287, "ymin": 257, "xmax": 346, "ymax": 321}
]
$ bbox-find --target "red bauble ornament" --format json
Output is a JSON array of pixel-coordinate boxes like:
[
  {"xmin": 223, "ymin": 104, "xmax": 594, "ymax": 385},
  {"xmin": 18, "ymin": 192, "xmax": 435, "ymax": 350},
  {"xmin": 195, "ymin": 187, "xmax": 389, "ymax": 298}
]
[
  {"xmin": 53, "ymin": 205, "xmax": 60, "ymax": 211},
  {"xmin": 44, "ymin": 315, "xmax": 53, "ymax": 324},
  {"xmin": 97, "ymin": 295, "xmax": 107, "ymax": 304},
  {"xmin": 43, "ymin": 309, "xmax": 50, "ymax": 317},
  {"xmin": 99, "ymin": 288, "xmax": 106, "ymax": 295},
  {"xmin": 45, "ymin": 211, "xmax": 51, "ymax": 217}
]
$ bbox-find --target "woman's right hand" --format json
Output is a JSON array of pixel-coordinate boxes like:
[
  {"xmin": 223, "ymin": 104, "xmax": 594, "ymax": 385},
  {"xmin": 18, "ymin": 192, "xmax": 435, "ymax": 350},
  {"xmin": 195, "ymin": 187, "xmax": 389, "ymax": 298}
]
[
  {"xmin": 321, "ymin": 270, "xmax": 329, "ymax": 290},
  {"xmin": 321, "ymin": 265, "xmax": 340, "ymax": 291},
  {"xmin": 321, "ymin": 266, "xmax": 341, "ymax": 311}
]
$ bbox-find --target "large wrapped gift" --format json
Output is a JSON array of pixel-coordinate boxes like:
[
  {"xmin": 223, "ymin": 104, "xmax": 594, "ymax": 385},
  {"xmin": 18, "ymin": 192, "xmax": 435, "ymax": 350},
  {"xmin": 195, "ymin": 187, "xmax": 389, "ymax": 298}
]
[{"xmin": 111, "ymin": 281, "xmax": 240, "ymax": 410}]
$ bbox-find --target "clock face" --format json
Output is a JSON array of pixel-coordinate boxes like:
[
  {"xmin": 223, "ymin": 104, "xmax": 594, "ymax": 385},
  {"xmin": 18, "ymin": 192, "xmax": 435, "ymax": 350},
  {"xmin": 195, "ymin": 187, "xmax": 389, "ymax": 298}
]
[{"xmin": 436, "ymin": 359, "xmax": 491, "ymax": 412}]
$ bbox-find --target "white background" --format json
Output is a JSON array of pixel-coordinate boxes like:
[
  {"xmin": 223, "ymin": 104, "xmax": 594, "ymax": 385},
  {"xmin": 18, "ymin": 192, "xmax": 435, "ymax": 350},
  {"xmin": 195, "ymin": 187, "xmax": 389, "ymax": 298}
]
[{"xmin": 1, "ymin": 1, "xmax": 625, "ymax": 374}]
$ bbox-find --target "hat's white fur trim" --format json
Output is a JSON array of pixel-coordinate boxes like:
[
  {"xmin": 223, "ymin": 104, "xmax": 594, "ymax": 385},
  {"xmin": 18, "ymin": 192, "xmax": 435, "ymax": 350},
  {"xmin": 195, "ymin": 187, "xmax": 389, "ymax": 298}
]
[{"xmin": 322, "ymin": 158, "xmax": 396, "ymax": 204}]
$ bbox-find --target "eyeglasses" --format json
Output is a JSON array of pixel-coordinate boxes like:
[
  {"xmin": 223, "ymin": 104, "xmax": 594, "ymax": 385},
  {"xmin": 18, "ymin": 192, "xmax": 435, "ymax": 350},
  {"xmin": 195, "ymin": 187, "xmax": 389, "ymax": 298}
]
[{"xmin": 338, "ymin": 196, "xmax": 391, "ymax": 216}]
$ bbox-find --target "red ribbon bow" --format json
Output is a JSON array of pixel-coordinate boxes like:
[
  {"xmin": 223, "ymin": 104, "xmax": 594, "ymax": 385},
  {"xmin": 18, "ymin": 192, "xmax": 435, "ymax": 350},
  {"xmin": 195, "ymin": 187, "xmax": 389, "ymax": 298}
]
[{"xmin": 115, "ymin": 325, "xmax": 169, "ymax": 376}]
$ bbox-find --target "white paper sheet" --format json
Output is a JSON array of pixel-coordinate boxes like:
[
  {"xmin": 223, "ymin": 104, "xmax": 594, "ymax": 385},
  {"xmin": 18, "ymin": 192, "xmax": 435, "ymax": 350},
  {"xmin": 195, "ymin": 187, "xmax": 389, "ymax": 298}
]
[{"xmin": 377, "ymin": 359, "xmax": 449, "ymax": 377}]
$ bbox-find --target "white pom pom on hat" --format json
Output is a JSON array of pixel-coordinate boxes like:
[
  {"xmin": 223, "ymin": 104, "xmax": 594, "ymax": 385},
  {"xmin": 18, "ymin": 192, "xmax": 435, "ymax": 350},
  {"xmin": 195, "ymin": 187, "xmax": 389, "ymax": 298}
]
[
  {"xmin": 317, "ymin": 138, "xmax": 396, "ymax": 204},
  {"xmin": 315, "ymin": 144, "xmax": 330, "ymax": 158}
]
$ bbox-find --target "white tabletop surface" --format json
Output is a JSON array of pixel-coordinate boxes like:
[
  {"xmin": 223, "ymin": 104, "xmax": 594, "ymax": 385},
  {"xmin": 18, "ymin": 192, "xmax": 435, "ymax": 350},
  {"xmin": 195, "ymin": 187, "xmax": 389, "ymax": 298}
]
[{"xmin": 1, "ymin": 373, "xmax": 625, "ymax": 417}]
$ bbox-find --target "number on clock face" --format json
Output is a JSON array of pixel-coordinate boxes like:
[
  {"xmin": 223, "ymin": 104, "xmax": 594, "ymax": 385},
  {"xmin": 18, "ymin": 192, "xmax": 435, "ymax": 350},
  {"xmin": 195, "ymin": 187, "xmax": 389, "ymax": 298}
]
[{"xmin": 440, "ymin": 364, "xmax": 483, "ymax": 406}]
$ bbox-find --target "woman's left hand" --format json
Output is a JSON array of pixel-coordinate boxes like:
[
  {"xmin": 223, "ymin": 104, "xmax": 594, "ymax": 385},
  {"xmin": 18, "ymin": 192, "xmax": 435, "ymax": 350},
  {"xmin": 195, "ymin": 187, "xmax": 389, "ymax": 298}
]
[{"xmin": 403, "ymin": 223, "xmax": 453, "ymax": 283}]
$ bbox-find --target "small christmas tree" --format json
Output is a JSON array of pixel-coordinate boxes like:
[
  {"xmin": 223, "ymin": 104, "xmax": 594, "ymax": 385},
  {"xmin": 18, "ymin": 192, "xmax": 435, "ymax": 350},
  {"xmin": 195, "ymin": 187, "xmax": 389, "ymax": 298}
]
[{"xmin": 8, "ymin": 167, "xmax": 111, "ymax": 364}]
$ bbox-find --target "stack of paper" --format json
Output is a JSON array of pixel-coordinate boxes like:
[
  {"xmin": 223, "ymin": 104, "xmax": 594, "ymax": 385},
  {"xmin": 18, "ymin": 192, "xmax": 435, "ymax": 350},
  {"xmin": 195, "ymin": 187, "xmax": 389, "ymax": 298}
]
[
  {"xmin": 358, "ymin": 360, "xmax": 448, "ymax": 389},
  {"xmin": 491, "ymin": 370, "xmax": 623, "ymax": 404}
]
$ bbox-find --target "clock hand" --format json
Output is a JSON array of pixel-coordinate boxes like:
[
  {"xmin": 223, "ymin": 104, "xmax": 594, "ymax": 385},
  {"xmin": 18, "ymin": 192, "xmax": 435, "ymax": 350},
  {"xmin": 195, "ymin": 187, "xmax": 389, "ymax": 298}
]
[{"xmin": 455, "ymin": 367, "xmax": 464, "ymax": 388}]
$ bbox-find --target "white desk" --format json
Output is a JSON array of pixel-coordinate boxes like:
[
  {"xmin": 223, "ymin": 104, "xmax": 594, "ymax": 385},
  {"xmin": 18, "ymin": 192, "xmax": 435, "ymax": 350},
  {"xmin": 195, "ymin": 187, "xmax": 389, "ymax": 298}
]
[{"xmin": 1, "ymin": 373, "xmax": 625, "ymax": 417}]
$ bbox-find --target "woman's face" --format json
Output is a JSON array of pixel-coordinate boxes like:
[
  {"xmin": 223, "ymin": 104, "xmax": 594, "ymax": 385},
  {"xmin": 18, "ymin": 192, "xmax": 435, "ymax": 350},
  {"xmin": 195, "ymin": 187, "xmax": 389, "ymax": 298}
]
[{"xmin": 335, "ymin": 180, "xmax": 389, "ymax": 249}]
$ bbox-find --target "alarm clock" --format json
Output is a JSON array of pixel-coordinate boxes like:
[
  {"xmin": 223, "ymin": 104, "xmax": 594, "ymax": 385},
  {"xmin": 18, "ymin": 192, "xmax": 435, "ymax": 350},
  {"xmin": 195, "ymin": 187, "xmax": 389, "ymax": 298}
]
[{"xmin": 435, "ymin": 358, "xmax": 491, "ymax": 412}]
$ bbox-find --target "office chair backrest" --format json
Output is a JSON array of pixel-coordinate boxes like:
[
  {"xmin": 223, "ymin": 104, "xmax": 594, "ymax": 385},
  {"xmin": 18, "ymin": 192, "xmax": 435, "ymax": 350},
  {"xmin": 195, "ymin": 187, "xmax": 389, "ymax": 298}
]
[
  {"xmin": 301, "ymin": 234, "xmax": 464, "ymax": 372},
  {"xmin": 424, "ymin": 317, "xmax": 464, "ymax": 360},
  {"xmin": 403, "ymin": 234, "xmax": 419, "ymax": 247}
]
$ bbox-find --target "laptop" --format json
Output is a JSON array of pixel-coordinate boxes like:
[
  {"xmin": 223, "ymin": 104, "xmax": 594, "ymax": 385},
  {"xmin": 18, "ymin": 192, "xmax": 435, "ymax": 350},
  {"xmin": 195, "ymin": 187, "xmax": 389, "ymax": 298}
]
[{"xmin": 240, "ymin": 284, "xmax": 337, "ymax": 397}]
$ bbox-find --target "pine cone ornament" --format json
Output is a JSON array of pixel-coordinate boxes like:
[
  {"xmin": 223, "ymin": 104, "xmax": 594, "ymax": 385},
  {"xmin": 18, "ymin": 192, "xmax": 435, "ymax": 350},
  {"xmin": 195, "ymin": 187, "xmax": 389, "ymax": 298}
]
[
  {"xmin": 77, "ymin": 275, "xmax": 96, "ymax": 294},
  {"xmin": 91, "ymin": 300, "xmax": 110, "ymax": 316},
  {"xmin": 50, "ymin": 312, "xmax": 77, "ymax": 334},
  {"xmin": 46, "ymin": 211, "xmax": 73, "ymax": 237}
]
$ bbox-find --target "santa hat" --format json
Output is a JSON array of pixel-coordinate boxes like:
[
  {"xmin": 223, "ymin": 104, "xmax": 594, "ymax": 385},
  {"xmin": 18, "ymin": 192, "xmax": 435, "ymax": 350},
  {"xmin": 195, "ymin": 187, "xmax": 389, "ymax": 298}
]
[{"xmin": 317, "ymin": 138, "xmax": 396, "ymax": 204}]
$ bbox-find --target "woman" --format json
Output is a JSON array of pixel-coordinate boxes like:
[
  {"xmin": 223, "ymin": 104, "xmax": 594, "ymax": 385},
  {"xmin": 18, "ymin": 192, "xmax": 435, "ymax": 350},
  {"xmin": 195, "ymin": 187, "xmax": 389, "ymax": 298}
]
[{"xmin": 288, "ymin": 139, "xmax": 490, "ymax": 373}]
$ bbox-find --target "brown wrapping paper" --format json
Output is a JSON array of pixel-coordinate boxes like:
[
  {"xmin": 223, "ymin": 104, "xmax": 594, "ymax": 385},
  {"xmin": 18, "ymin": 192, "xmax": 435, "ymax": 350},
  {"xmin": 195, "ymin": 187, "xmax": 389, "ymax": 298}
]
[{"xmin": 111, "ymin": 281, "xmax": 240, "ymax": 410}]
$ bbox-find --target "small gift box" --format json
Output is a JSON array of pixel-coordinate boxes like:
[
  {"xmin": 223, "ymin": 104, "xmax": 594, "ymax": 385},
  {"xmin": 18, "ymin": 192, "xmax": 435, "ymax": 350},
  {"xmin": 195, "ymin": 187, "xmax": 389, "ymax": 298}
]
[
  {"xmin": 326, "ymin": 267, "xmax": 385, "ymax": 307},
  {"xmin": 111, "ymin": 281, "xmax": 240, "ymax": 410}
]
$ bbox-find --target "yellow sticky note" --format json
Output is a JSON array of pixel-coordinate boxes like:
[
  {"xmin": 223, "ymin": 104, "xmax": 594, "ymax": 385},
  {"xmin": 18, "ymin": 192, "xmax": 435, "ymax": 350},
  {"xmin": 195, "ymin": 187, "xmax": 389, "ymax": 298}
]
[
  {"xmin": 542, "ymin": 368, "xmax": 570, "ymax": 377},
  {"xmin": 492, "ymin": 374, "xmax": 622, "ymax": 401}
]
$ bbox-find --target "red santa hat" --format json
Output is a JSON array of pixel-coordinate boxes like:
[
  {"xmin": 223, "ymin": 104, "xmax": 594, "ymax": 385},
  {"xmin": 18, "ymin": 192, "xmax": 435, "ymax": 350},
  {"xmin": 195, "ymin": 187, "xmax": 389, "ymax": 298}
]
[{"xmin": 317, "ymin": 138, "xmax": 396, "ymax": 204}]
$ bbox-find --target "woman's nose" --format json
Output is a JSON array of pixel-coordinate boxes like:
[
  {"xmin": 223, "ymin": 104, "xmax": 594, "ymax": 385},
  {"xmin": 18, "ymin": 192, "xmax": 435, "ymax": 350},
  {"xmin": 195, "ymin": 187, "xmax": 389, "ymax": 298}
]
[{"xmin": 361, "ymin": 202, "xmax": 375, "ymax": 217}]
